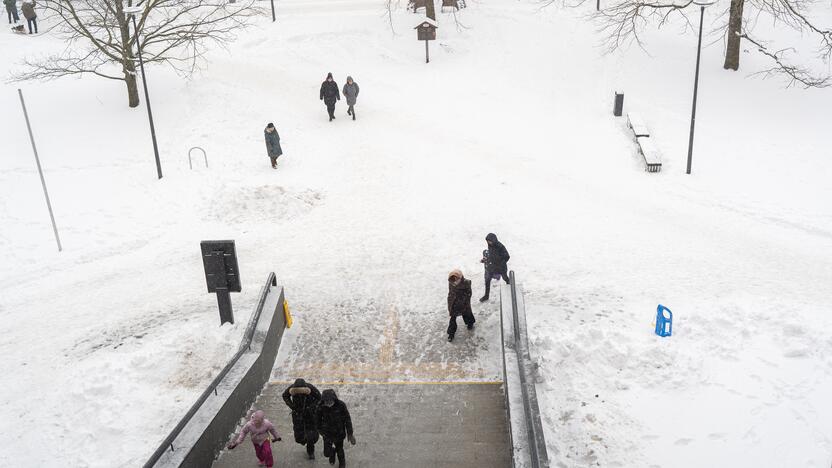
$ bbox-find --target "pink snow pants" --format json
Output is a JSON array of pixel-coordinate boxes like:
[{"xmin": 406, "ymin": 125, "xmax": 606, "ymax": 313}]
[{"xmin": 253, "ymin": 440, "xmax": 274, "ymax": 467}]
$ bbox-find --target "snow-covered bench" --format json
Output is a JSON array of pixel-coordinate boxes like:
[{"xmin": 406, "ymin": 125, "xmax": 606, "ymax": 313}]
[
  {"xmin": 627, "ymin": 112, "xmax": 650, "ymax": 138},
  {"xmin": 636, "ymin": 136, "xmax": 662, "ymax": 173},
  {"xmin": 626, "ymin": 112, "xmax": 662, "ymax": 172}
]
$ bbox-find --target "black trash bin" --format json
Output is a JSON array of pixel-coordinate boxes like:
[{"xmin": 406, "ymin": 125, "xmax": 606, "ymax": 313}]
[{"xmin": 613, "ymin": 92, "xmax": 624, "ymax": 116}]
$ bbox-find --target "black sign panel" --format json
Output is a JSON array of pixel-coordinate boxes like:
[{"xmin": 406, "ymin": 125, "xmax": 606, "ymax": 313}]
[{"xmin": 200, "ymin": 240, "xmax": 242, "ymax": 293}]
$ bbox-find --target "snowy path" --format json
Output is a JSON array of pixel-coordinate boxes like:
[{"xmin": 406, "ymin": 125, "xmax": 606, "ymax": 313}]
[{"xmin": 1, "ymin": 0, "xmax": 831, "ymax": 467}]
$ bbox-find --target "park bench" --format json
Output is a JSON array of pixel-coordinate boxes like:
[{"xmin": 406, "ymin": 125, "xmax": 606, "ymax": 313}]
[
  {"xmin": 627, "ymin": 112, "xmax": 650, "ymax": 138},
  {"xmin": 636, "ymin": 136, "xmax": 662, "ymax": 173},
  {"xmin": 626, "ymin": 112, "xmax": 662, "ymax": 172}
]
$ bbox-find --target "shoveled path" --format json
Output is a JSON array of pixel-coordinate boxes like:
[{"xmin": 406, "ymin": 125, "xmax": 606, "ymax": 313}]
[{"xmin": 212, "ymin": 381, "xmax": 511, "ymax": 468}]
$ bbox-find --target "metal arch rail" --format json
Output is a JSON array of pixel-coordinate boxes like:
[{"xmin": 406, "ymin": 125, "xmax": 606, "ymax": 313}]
[
  {"xmin": 508, "ymin": 270, "xmax": 550, "ymax": 468},
  {"xmin": 188, "ymin": 147, "xmax": 208, "ymax": 169},
  {"xmin": 143, "ymin": 272, "xmax": 277, "ymax": 468}
]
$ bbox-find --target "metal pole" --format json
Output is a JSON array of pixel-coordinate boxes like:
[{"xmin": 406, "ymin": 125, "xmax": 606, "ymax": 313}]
[
  {"xmin": 686, "ymin": 5, "xmax": 705, "ymax": 175},
  {"xmin": 270, "ymin": 0, "xmax": 276, "ymax": 21},
  {"xmin": 132, "ymin": 15, "xmax": 163, "ymax": 179},
  {"xmin": 596, "ymin": 0, "xmax": 600, "ymax": 10},
  {"xmin": 216, "ymin": 289, "xmax": 235, "ymax": 325},
  {"xmin": 18, "ymin": 89, "xmax": 62, "ymax": 252},
  {"xmin": 425, "ymin": 40, "xmax": 429, "ymax": 63}
]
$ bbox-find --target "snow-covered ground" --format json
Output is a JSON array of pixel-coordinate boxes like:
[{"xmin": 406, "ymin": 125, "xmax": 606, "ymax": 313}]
[{"xmin": 1, "ymin": 0, "xmax": 830, "ymax": 467}]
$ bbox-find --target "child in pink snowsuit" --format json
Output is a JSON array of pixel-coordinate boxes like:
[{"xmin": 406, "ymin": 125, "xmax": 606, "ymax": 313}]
[{"xmin": 228, "ymin": 410, "xmax": 282, "ymax": 467}]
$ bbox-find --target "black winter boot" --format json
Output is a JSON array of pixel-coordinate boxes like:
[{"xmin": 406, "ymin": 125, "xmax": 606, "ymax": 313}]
[{"xmin": 479, "ymin": 295, "xmax": 489, "ymax": 303}]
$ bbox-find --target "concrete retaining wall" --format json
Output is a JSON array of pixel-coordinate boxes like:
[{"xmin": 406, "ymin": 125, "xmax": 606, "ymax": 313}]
[{"xmin": 151, "ymin": 280, "xmax": 287, "ymax": 468}]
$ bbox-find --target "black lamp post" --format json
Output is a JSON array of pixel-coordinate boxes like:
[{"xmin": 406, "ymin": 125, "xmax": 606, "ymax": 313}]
[
  {"xmin": 686, "ymin": 0, "xmax": 715, "ymax": 175},
  {"xmin": 125, "ymin": 4, "xmax": 163, "ymax": 180}
]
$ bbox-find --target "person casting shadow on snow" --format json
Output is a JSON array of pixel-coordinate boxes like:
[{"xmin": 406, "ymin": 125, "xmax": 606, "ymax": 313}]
[
  {"xmin": 282, "ymin": 378, "xmax": 321, "ymax": 460},
  {"xmin": 342, "ymin": 76, "xmax": 359, "ymax": 121},
  {"xmin": 316, "ymin": 389, "xmax": 356, "ymax": 468},
  {"xmin": 227, "ymin": 410, "xmax": 282, "ymax": 468},
  {"xmin": 320, "ymin": 72, "xmax": 341, "ymax": 122},
  {"xmin": 264, "ymin": 122, "xmax": 282, "ymax": 169},
  {"xmin": 480, "ymin": 233, "xmax": 510, "ymax": 302},
  {"xmin": 447, "ymin": 269, "xmax": 475, "ymax": 342},
  {"xmin": 4, "ymin": 0, "xmax": 20, "ymax": 24}
]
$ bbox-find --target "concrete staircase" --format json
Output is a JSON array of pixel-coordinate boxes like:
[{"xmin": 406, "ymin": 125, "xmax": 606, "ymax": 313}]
[{"xmin": 213, "ymin": 381, "xmax": 511, "ymax": 468}]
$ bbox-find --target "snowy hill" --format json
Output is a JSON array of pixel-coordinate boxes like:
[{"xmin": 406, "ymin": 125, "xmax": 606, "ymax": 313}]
[{"xmin": 0, "ymin": 0, "xmax": 831, "ymax": 467}]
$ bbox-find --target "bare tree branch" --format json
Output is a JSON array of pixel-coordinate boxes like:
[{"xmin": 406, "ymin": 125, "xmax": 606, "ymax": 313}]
[
  {"xmin": 587, "ymin": 0, "xmax": 831, "ymax": 87},
  {"xmin": 594, "ymin": 0, "xmax": 694, "ymax": 52},
  {"xmin": 742, "ymin": 32, "xmax": 831, "ymax": 87},
  {"xmin": 10, "ymin": 0, "xmax": 265, "ymax": 106}
]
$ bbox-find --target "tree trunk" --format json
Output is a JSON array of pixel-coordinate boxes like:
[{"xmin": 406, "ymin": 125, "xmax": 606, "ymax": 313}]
[
  {"xmin": 724, "ymin": 0, "xmax": 744, "ymax": 70},
  {"xmin": 117, "ymin": 5, "xmax": 140, "ymax": 108},
  {"xmin": 125, "ymin": 69, "xmax": 140, "ymax": 108},
  {"xmin": 425, "ymin": 0, "xmax": 436, "ymax": 20}
]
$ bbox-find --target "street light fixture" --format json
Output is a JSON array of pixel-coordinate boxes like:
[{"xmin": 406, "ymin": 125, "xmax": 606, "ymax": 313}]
[
  {"xmin": 124, "ymin": 3, "xmax": 163, "ymax": 180},
  {"xmin": 686, "ymin": 0, "xmax": 716, "ymax": 175}
]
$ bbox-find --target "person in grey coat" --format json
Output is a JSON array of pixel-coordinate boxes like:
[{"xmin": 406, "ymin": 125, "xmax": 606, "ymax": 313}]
[
  {"xmin": 342, "ymin": 76, "xmax": 359, "ymax": 121},
  {"xmin": 4, "ymin": 0, "xmax": 19, "ymax": 24},
  {"xmin": 264, "ymin": 123, "xmax": 282, "ymax": 169},
  {"xmin": 21, "ymin": 0, "xmax": 34, "ymax": 33}
]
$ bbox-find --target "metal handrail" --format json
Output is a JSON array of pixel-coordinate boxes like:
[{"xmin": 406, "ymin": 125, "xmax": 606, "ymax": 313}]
[
  {"xmin": 188, "ymin": 147, "xmax": 208, "ymax": 169},
  {"xmin": 508, "ymin": 270, "xmax": 549, "ymax": 468},
  {"xmin": 143, "ymin": 272, "xmax": 277, "ymax": 468}
]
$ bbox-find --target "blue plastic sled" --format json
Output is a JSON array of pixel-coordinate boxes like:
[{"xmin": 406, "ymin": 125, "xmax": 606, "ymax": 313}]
[{"xmin": 655, "ymin": 304, "xmax": 672, "ymax": 337}]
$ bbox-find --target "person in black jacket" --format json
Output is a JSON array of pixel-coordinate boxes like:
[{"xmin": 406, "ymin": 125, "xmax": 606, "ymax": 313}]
[
  {"xmin": 447, "ymin": 269, "xmax": 475, "ymax": 342},
  {"xmin": 316, "ymin": 389, "xmax": 355, "ymax": 467},
  {"xmin": 282, "ymin": 378, "xmax": 321, "ymax": 460},
  {"xmin": 319, "ymin": 72, "xmax": 341, "ymax": 122},
  {"xmin": 480, "ymin": 233, "xmax": 510, "ymax": 302}
]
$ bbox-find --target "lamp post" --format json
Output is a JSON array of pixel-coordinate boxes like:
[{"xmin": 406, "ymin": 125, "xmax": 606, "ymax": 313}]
[
  {"xmin": 124, "ymin": 4, "xmax": 163, "ymax": 180},
  {"xmin": 686, "ymin": 0, "xmax": 715, "ymax": 175}
]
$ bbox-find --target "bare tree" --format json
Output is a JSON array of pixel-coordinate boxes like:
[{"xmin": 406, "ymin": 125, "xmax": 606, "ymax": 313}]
[
  {"xmin": 12, "ymin": 0, "xmax": 263, "ymax": 107},
  {"xmin": 385, "ymin": 0, "xmax": 400, "ymax": 34},
  {"xmin": 593, "ymin": 0, "xmax": 832, "ymax": 87}
]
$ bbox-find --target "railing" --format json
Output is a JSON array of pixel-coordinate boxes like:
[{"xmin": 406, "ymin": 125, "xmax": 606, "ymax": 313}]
[
  {"xmin": 187, "ymin": 147, "xmax": 208, "ymax": 169},
  {"xmin": 503, "ymin": 270, "xmax": 550, "ymax": 468},
  {"xmin": 143, "ymin": 272, "xmax": 277, "ymax": 468}
]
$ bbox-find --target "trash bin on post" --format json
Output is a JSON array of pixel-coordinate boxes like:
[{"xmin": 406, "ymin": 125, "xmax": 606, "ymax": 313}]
[{"xmin": 613, "ymin": 91, "xmax": 624, "ymax": 116}]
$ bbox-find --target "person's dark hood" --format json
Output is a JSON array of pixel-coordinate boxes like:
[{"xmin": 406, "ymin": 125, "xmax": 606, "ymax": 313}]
[
  {"xmin": 486, "ymin": 233, "xmax": 498, "ymax": 243},
  {"xmin": 293, "ymin": 378, "xmax": 307, "ymax": 387},
  {"xmin": 326, "ymin": 72, "xmax": 333, "ymax": 80},
  {"xmin": 321, "ymin": 389, "xmax": 338, "ymax": 404}
]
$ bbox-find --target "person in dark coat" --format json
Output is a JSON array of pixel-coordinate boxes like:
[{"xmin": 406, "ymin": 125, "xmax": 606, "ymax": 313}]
[
  {"xmin": 20, "ymin": 0, "xmax": 34, "ymax": 34},
  {"xmin": 480, "ymin": 233, "xmax": 510, "ymax": 302},
  {"xmin": 4, "ymin": 0, "xmax": 19, "ymax": 24},
  {"xmin": 316, "ymin": 389, "xmax": 355, "ymax": 468},
  {"xmin": 282, "ymin": 378, "xmax": 321, "ymax": 459},
  {"xmin": 319, "ymin": 72, "xmax": 340, "ymax": 122},
  {"xmin": 447, "ymin": 269, "xmax": 475, "ymax": 342},
  {"xmin": 264, "ymin": 122, "xmax": 282, "ymax": 169},
  {"xmin": 342, "ymin": 76, "xmax": 359, "ymax": 121}
]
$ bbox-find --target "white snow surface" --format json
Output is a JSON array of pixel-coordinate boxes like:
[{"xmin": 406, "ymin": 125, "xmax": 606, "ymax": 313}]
[{"xmin": 1, "ymin": 0, "xmax": 831, "ymax": 467}]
